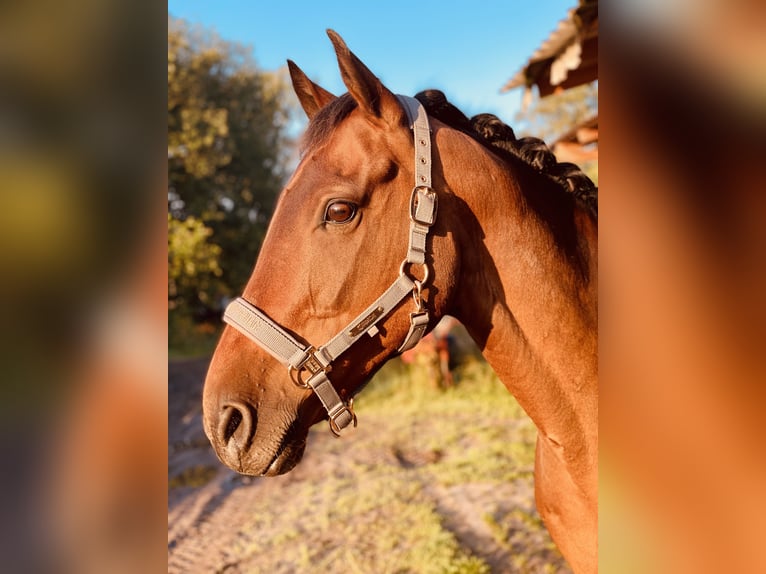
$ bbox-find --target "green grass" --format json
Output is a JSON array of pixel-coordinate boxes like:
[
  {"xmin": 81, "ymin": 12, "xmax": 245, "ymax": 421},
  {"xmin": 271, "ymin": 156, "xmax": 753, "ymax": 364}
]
[
  {"xmin": 356, "ymin": 356, "xmax": 538, "ymax": 487},
  {"xmin": 232, "ymin": 471, "xmax": 491, "ymax": 574}
]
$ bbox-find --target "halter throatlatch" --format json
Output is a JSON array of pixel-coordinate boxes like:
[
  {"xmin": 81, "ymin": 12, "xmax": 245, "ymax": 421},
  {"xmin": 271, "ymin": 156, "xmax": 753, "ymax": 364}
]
[{"xmin": 222, "ymin": 95, "xmax": 436, "ymax": 436}]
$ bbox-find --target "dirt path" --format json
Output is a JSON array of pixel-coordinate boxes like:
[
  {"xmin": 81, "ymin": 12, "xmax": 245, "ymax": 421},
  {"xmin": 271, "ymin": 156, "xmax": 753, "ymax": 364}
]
[{"xmin": 168, "ymin": 358, "xmax": 570, "ymax": 573}]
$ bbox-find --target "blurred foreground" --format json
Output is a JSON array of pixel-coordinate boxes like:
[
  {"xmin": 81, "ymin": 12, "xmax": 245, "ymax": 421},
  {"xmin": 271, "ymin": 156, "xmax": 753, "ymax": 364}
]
[
  {"xmin": 0, "ymin": 1, "xmax": 167, "ymax": 572},
  {"xmin": 600, "ymin": 0, "xmax": 766, "ymax": 571}
]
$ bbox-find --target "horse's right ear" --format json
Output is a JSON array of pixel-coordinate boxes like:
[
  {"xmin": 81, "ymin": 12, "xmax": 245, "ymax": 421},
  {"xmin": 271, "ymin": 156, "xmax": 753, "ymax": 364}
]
[
  {"xmin": 326, "ymin": 29, "xmax": 406, "ymax": 129},
  {"xmin": 287, "ymin": 59, "xmax": 336, "ymax": 120}
]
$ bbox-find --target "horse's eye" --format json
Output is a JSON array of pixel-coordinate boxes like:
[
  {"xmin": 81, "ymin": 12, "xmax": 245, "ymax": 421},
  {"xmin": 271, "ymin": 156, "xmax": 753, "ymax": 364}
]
[{"xmin": 324, "ymin": 200, "xmax": 357, "ymax": 224}]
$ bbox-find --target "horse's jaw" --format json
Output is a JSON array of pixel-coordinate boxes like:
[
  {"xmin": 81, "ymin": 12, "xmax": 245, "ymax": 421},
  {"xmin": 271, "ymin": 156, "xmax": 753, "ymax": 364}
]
[{"xmin": 203, "ymin": 399, "xmax": 310, "ymax": 477}]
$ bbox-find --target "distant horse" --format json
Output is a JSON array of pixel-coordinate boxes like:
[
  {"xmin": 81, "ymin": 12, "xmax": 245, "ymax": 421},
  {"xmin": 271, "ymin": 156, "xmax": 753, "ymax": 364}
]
[
  {"xmin": 400, "ymin": 317, "xmax": 456, "ymax": 389},
  {"xmin": 203, "ymin": 31, "xmax": 597, "ymax": 573}
]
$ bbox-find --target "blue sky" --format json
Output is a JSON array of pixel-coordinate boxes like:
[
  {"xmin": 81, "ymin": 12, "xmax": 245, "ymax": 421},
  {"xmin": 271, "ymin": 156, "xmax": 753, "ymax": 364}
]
[{"xmin": 168, "ymin": 1, "xmax": 576, "ymax": 123}]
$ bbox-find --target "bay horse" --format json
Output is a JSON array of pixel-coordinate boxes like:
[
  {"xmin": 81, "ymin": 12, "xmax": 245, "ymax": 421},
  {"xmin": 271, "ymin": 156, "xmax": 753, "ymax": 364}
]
[{"xmin": 203, "ymin": 30, "xmax": 597, "ymax": 573}]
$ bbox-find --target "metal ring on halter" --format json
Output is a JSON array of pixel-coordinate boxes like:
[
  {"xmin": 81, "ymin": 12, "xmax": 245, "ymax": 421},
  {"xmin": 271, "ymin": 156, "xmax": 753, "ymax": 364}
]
[
  {"xmin": 399, "ymin": 260, "xmax": 430, "ymax": 286},
  {"xmin": 328, "ymin": 398, "xmax": 357, "ymax": 437},
  {"xmin": 287, "ymin": 365, "xmax": 311, "ymax": 388},
  {"xmin": 287, "ymin": 346, "xmax": 329, "ymax": 388}
]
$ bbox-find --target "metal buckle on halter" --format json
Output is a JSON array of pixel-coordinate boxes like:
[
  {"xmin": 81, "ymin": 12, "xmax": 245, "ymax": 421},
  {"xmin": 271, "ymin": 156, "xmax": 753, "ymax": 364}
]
[
  {"xmin": 410, "ymin": 186, "xmax": 437, "ymax": 226},
  {"xmin": 328, "ymin": 397, "xmax": 357, "ymax": 437},
  {"xmin": 288, "ymin": 346, "xmax": 330, "ymax": 388}
]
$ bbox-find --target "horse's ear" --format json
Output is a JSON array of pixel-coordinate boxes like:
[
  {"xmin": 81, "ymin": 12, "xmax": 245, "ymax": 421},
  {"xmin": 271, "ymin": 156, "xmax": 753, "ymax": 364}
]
[
  {"xmin": 326, "ymin": 29, "xmax": 405, "ymax": 127},
  {"xmin": 287, "ymin": 59, "xmax": 336, "ymax": 120}
]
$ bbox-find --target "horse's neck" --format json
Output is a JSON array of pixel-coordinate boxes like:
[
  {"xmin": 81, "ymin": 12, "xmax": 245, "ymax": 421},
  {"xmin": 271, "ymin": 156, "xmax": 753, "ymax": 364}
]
[{"xmin": 445, "ymin": 134, "xmax": 598, "ymax": 466}]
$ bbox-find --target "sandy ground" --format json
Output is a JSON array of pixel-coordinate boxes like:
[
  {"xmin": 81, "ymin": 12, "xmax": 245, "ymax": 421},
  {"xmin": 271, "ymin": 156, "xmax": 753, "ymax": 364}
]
[{"xmin": 168, "ymin": 357, "xmax": 570, "ymax": 573}]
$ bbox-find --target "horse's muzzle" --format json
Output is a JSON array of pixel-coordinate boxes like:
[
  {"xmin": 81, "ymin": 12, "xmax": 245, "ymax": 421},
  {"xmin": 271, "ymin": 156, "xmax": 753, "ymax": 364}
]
[{"xmin": 206, "ymin": 400, "xmax": 308, "ymax": 476}]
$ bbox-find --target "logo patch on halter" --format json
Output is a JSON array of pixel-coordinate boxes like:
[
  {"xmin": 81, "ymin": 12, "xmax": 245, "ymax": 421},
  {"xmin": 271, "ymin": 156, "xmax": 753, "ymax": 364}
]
[{"xmin": 348, "ymin": 306, "xmax": 385, "ymax": 337}]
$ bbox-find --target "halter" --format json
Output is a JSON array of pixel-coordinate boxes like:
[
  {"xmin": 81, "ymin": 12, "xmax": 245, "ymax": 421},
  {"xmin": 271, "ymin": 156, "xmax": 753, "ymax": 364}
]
[{"xmin": 222, "ymin": 95, "xmax": 437, "ymax": 436}]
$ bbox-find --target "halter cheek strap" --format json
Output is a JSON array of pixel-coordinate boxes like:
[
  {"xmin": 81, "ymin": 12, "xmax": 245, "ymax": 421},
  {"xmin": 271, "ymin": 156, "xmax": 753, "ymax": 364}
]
[
  {"xmin": 398, "ymin": 94, "xmax": 435, "ymax": 353},
  {"xmin": 222, "ymin": 95, "xmax": 437, "ymax": 436}
]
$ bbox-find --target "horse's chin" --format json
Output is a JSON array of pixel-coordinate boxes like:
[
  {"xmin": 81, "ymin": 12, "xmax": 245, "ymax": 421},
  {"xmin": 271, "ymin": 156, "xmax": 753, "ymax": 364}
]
[{"xmin": 259, "ymin": 437, "xmax": 306, "ymax": 476}]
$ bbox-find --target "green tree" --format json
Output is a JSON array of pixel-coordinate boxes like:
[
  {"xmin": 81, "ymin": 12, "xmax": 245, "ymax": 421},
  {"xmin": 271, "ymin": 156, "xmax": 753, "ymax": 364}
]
[
  {"xmin": 514, "ymin": 82, "xmax": 598, "ymax": 142},
  {"xmin": 168, "ymin": 213, "xmax": 222, "ymax": 310},
  {"xmin": 168, "ymin": 17, "xmax": 295, "ymax": 326}
]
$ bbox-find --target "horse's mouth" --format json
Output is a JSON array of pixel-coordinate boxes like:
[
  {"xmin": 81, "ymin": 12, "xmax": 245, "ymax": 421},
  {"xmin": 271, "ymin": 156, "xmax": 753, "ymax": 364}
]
[
  {"xmin": 215, "ymin": 429, "xmax": 307, "ymax": 477},
  {"xmin": 230, "ymin": 424, "xmax": 307, "ymax": 477},
  {"xmin": 260, "ymin": 430, "xmax": 307, "ymax": 477}
]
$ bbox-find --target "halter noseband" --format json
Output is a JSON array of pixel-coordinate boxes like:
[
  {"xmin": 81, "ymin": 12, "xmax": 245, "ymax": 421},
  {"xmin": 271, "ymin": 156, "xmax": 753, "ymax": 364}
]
[{"xmin": 222, "ymin": 95, "xmax": 437, "ymax": 436}]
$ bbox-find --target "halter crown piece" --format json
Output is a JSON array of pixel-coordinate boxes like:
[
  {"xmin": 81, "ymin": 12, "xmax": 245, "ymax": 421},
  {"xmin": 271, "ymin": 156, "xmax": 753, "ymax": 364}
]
[{"xmin": 222, "ymin": 95, "xmax": 437, "ymax": 436}]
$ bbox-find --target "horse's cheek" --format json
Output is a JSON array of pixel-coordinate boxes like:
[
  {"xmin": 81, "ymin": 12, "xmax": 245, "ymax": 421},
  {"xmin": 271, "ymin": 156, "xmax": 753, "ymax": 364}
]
[{"xmin": 307, "ymin": 236, "xmax": 364, "ymax": 314}]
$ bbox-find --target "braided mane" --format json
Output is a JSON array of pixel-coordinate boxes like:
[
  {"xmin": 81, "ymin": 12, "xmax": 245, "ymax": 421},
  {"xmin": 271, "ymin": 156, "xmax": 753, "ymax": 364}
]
[{"xmin": 414, "ymin": 90, "xmax": 598, "ymax": 217}]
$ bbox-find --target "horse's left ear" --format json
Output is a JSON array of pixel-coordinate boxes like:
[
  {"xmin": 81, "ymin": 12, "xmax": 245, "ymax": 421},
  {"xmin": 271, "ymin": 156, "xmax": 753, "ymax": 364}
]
[
  {"xmin": 326, "ymin": 29, "xmax": 406, "ymax": 128},
  {"xmin": 287, "ymin": 60, "xmax": 336, "ymax": 120}
]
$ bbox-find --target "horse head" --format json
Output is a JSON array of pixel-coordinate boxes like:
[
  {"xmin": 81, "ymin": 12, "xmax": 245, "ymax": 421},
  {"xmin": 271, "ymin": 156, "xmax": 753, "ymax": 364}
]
[{"xmin": 202, "ymin": 31, "xmax": 460, "ymax": 476}]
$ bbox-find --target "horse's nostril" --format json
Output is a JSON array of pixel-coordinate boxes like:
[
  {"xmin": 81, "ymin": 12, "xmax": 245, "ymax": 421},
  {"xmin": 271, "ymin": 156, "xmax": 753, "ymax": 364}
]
[
  {"xmin": 219, "ymin": 402, "xmax": 256, "ymax": 445},
  {"xmin": 223, "ymin": 407, "xmax": 243, "ymax": 442}
]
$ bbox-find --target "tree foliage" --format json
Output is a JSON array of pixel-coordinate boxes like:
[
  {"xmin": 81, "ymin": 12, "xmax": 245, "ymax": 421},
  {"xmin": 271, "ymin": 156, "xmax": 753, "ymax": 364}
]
[
  {"xmin": 168, "ymin": 213, "xmax": 222, "ymax": 309},
  {"xmin": 168, "ymin": 17, "xmax": 295, "ymax": 320},
  {"xmin": 514, "ymin": 82, "xmax": 598, "ymax": 142}
]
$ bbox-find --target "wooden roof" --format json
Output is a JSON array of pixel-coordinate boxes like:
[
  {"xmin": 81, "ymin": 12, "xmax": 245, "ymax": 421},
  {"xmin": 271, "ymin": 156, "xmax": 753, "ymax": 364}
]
[
  {"xmin": 502, "ymin": 0, "xmax": 598, "ymax": 97},
  {"xmin": 552, "ymin": 115, "xmax": 598, "ymax": 163}
]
